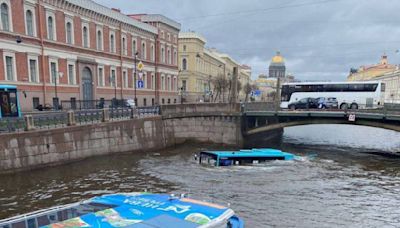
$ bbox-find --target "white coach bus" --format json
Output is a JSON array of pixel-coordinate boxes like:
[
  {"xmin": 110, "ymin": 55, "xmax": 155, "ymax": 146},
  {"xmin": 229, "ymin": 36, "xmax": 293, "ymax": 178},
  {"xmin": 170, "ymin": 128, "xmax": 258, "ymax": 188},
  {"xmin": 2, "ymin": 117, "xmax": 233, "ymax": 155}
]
[{"xmin": 280, "ymin": 81, "xmax": 385, "ymax": 109}]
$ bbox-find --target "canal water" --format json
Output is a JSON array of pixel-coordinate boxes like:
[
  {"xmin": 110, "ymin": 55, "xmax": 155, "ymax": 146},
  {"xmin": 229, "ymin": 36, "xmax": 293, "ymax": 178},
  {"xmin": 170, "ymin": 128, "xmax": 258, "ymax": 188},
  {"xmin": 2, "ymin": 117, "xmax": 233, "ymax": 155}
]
[{"xmin": 1, "ymin": 125, "xmax": 400, "ymax": 227}]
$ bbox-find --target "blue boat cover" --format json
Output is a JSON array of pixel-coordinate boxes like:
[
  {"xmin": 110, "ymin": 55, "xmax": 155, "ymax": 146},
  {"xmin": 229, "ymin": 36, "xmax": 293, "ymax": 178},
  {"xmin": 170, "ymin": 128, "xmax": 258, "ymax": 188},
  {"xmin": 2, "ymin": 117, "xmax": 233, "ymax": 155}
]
[
  {"xmin": 203, "ymin": 148, "xmax": 295, "ymax": 160},
  {"xmin": 41, "ymin": 193, "xmax": 233, "ymax": 228}
]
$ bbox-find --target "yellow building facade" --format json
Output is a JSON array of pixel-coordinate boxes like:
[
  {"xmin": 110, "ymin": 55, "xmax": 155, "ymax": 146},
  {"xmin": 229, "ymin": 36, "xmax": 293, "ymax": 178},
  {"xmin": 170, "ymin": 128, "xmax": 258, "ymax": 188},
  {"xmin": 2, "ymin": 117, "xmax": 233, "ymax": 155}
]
[
  {"xmin": 347, "ymin": 54, "xmax": 397, "ymax": 81},
  {"xmin": 178, "ymin": 32, "xmax": 250, "ymax": 103}
]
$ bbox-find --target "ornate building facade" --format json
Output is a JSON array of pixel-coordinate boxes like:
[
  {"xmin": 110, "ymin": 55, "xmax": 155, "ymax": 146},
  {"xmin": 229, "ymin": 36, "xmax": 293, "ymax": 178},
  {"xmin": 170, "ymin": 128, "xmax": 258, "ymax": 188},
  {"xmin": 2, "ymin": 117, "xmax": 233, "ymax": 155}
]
[
  {"xmin": 178, "ymin": 32, "xmax": 250, "ymax": 103},
  {"xmin": 347, "ymin": 54, "xmax": 397, "ymax": 81},
  {"xmin": 0, "ymin": 0, "xmax": 180, "ymax": 111},
  {"xmin": 269, "ymin": 51, "xmax": 286, "ymax": 78}
]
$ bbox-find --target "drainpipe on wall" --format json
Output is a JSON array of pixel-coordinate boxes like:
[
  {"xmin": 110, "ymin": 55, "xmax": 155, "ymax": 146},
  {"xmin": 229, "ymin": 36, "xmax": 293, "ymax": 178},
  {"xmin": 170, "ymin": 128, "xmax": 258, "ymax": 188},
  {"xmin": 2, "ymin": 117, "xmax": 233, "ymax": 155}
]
[
  {"xmin": 154, "ymin": 33, "xmax": 159, "ymax": 105},
  {"xmin": 119, "ymin": 22, "xmax": 123, "ymax": 100},
  {"xmin": 37, "ymin": 0, "xmax": 47, "ymax": 106}
]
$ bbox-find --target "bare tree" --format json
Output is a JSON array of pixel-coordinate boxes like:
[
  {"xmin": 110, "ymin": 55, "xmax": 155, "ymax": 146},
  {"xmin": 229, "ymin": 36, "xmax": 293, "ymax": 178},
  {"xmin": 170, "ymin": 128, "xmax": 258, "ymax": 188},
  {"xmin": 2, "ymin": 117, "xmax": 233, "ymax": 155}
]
[
  {"xmin": 243, "ymin": 83, "xmax": 252, "ymax": 102},
  {"xmin": 212, "ymin": 74, "xmax": 228, "ymax": 102},
  {"xmin": 236, "ymin": 81, "xmax": 242, "ymax": 101}
]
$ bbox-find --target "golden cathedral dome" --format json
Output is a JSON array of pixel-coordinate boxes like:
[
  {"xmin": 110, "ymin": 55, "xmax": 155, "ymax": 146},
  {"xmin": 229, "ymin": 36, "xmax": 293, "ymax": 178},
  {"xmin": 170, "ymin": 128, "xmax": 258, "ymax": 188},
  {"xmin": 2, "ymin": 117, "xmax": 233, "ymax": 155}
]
[{"xmin": 271, "ymin": 51, "xmax": 284, "ymax": 63}]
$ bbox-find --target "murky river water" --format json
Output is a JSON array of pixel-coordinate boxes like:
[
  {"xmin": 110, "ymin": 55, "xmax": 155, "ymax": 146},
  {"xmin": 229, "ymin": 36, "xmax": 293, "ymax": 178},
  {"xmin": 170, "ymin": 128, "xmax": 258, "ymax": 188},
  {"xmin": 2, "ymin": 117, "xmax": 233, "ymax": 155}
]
[{"xmin": 1, "ymin": 125, "xmax": 400, "ymax": 227}]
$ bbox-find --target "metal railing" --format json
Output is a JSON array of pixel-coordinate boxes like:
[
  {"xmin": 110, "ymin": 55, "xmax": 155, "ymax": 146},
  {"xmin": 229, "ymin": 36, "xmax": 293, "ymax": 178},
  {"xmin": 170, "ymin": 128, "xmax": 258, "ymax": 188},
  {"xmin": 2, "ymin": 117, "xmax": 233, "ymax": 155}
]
[
  {"xmin": 0, "ymin": 106, "xmax": 161, "ymax": 134},
  {"xmin": 75, "ymin": 109, "xmax": 103, "ymax": 125},
  {"xmin": 60, "ymin": 99, "xmax": 128, "ymax": 110},
  {"xmin": 0, "ymin": 117, "xmax": 26, "ymax": 133},
  {"xmin": 110, "ymin": 108, "xmax": 132, "ymax": 121},
  {"xmin": 32, "ymin": 112, "xmax": 68, "ymax": 129},
  {"xmin": 137, "ymin": 106, "xmax": 161, "ymax": 117}
]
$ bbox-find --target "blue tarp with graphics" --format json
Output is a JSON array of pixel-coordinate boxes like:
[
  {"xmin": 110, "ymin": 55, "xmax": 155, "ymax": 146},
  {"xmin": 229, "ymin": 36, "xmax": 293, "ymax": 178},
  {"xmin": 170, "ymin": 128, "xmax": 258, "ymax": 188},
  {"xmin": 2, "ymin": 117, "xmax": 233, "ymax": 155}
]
[{"xmin": 41, "ymin": 193, "xmax": 234, "ymax": 228}]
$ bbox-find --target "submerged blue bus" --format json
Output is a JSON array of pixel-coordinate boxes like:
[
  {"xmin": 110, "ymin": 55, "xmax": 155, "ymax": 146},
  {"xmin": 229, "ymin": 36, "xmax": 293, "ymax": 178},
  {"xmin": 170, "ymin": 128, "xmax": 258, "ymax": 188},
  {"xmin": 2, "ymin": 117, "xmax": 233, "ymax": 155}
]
[{"xmin": 0, "ymin": 85, "xmax": 21, "ymax": 118}]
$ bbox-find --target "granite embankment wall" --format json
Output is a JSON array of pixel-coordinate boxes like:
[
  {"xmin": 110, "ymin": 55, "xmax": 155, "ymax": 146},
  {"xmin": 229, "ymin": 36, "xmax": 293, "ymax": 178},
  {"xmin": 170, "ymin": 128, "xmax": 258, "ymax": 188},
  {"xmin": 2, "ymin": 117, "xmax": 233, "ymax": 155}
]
[{"xmin": 0, "ymin": 104, "xmax": 242, "ymax": 173}]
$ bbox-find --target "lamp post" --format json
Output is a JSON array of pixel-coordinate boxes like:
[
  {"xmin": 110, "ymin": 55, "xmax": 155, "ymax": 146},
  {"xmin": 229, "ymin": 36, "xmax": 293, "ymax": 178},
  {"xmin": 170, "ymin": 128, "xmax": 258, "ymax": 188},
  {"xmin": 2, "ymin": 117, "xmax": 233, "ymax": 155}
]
[
  {"xmin": 208, "ymin": 75, "xmax": 212, "ymax": 102},
  {"xmin": 180, "ymin": 87, "xmax": 184, "ymax": 104},
  {"xmin": 134, "ymin": 51, "xmax": 139, "ymax": 106}
]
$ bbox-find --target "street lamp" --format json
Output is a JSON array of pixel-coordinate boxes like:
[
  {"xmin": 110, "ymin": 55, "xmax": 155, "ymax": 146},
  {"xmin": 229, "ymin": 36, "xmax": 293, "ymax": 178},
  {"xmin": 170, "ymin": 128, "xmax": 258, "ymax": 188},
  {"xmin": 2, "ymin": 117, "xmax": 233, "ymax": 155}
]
[
  {"xmin": 208, "ymin": 75, "xmax": 212, "ymax": 102},
  {"xmin": 134, "ymin": 51, "xmax": 139, "ymax": 105},
  {"xmin": 179, "ymin": 87, "xmax": 184, "ymax": 104}
]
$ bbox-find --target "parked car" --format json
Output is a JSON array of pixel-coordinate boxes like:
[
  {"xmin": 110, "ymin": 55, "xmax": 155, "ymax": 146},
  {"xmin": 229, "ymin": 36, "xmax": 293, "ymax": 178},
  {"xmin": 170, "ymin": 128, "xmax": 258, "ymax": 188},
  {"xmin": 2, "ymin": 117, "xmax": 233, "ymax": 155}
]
[
  {"xmin": 288, "ymin": 98, "xmax": 318, "ymax": 110},
  {"xmin": 125, "ymin": 99, "xmax": 136, "ymax": 108},
  {"xmin": 317, "ymin": 97, "xmax": 338, "ymax": 109}
]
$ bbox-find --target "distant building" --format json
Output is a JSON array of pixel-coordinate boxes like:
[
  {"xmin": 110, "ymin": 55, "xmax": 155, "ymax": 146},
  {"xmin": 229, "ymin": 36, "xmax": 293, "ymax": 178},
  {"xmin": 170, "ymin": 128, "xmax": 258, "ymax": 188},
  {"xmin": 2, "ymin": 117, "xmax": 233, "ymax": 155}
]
[
  {"xmin": 347, "ymin": 54, "xmax": 398, "ymax": 81},
  {"xmin": 374, "ymin": 71, "xmax": 400, "ymax": 104},
  {"xmin": 178, "ymin": 32, "xmax": 249, "ymax": 103},
  {"xmin": 269, "ymin": 51, "xmax": 286, "ymax": 78}
]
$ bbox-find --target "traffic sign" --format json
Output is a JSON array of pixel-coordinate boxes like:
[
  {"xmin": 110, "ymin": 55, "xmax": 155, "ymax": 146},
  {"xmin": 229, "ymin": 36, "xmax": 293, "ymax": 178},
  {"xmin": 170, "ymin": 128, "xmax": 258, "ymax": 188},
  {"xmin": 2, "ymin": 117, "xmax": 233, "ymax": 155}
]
[
  {"xmin": 348, "ymin": 114, "xmax": 356, "ymax": 122},
  {"xmin": 138, "ymin": 72, "xmax": 143, "ymax": 80},
  {"xmin": 137, "ymin": 80, "xmax": 144, "ymax": 89},
  {"xmin": 137, "ymin": 61, "xmax": 144, "ymax": 71}
]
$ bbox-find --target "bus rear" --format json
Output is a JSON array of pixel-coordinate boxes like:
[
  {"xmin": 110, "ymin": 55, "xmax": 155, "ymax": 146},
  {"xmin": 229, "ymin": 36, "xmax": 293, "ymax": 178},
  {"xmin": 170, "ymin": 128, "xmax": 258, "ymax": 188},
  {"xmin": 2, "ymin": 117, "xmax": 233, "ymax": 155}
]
[{"xmin": 0, "ymin": 85, "xmax": 21, "ymax": 118}]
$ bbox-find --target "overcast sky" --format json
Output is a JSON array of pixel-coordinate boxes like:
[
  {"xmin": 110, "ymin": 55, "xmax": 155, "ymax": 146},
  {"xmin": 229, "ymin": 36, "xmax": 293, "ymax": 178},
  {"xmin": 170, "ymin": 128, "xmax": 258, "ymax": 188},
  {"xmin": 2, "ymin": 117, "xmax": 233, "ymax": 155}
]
[{"xmin": 94, "ymin": 0, "xmax": 400, "ymax": 81}]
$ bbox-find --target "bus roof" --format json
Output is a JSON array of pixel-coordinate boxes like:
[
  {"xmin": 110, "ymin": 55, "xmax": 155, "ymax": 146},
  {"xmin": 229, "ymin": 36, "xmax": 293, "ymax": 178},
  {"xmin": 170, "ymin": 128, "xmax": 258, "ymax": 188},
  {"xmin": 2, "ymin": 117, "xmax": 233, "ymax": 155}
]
[
  {"xmin": 282, "ymin": 81, "xmax": 380, "ymax": 86},
  {"xmin": 0, "ymin": 85, "xmax": 17, "ymax": 89}
]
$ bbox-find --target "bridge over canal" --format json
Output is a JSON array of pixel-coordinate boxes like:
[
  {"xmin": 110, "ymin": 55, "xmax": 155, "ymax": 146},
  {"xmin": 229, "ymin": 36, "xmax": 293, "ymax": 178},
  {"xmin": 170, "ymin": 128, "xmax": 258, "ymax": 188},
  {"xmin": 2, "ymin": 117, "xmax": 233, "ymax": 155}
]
[{"xmin": 243, "ymin": 110, "xmax": 400, "ymax": 136}]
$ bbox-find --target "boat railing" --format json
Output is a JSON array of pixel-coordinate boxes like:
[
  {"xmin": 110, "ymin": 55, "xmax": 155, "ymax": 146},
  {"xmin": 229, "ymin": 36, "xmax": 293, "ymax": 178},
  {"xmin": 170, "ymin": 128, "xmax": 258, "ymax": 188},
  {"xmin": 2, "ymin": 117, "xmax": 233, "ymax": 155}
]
[{"xmin": 0, "ymin": 201, "xmax": 83, "ymax": 226}]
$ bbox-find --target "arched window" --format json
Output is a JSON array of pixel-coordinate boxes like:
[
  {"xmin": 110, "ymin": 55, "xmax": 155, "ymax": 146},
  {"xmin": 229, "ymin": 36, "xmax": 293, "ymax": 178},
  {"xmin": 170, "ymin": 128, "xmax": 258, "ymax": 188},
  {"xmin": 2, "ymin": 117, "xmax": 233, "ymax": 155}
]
[
  {"xmin": 142, "ymin": 42, "xmax": 146, "ymax": 59},
  {"xmin": 173, "ymin": 51, "xmax": 177, "ymax": 65},
  {"xmin": 66, "ymin": 22, "xmax": 72, "ymax": 44},
  {"xmin": 122, "ymin": 37, "xmax": 126, "ymax": 55},
  {"xmin": 110, "ymin": 34, "xmax": 115, "ymax": 52},
  {"xmin": 132, "ymin": 40, "xmax": 137, "ymax": 56},
  {"xmin": 167, "ymin": 50, "xmax": 171, "ymax": 64},
  {"xmin": 97, "ymin": 30, "xmax": 102, "ymax": 50},
  {"xmin": 83, "ymin": 26, "xmax": 88, "ymax": 48},
  {"xmin": 161, "ymin": 48, "xmax": 165, "ymax": 63},
  {"xmin": 47, "ymin": 16, "xmax": 54, "ymax": 40},
  {"xmin": 1, "ymin": 3, "xmax": 9, "ymax": 31},
  {"xmin": 161, "ymin": 76, "xmax": 165, "ymax": 90},
  {"xmin": 183, "ymin": 45, "xmax": 186, "ymax": 52},
  {"xmin": 150, "ymin": 45, "xmax": 154, "ymax": 61},
  {"xmin": 26, "ymin": 10, "xmax": 34, "ymax": 36},
  {"xmin": 182, "ymin": 58, "xmax": 187, "ymax": 70}
]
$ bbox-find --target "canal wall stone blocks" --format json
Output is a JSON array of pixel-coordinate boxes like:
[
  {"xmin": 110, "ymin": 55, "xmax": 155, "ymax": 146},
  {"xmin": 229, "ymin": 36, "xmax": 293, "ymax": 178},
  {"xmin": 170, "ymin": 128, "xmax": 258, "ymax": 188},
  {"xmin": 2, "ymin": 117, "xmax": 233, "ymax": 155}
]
[
  {"xmin": 0, "ymin": 116, "xmax": 172, "ymax": 173},
  {"xmin": 0, "ymin": 113, "xmax": 243, "ymax": 173},
  {"xmin": 163, "ymin": 115, "xmax": 242, "ymax": 146}
]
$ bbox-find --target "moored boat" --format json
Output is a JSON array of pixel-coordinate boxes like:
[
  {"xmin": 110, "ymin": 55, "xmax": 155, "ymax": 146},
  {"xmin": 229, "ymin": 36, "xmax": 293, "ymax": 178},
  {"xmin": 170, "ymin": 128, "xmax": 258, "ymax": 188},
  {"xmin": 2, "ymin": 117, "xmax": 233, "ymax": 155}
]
[
  {"xmin": 198, "ymin": 148, "xmax": 296, "ymax": 166},
  {"xmin": 0, "ymin": 193, "xmax": 244, "ymax": 228}
]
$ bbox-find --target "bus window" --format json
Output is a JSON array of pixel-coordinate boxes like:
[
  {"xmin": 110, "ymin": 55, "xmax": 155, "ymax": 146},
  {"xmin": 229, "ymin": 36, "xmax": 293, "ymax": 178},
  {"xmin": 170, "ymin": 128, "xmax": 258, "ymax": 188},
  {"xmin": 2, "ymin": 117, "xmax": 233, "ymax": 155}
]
[
  {"xmin": 380, "ymin": 83, "xmax": 385, "ymax": 92},
  {"xmin": 0, "ymin": 89, "xmax": 19, "ymax": 117}
]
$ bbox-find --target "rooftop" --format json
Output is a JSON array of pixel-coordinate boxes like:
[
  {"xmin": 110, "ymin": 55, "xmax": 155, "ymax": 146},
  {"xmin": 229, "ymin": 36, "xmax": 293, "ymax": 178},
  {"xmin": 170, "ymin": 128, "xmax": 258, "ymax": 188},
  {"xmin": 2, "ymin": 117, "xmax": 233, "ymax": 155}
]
[
  {"xmin": 179, "ymin": 32, "xmax": 207, "ymax": 43},
  {"xmin": 66, "ymin": 0, "xmax": 157, "ymax": 34},
  {"xmin": 140, "ymin": 14, "xmax": 181, "ymax": 30}
]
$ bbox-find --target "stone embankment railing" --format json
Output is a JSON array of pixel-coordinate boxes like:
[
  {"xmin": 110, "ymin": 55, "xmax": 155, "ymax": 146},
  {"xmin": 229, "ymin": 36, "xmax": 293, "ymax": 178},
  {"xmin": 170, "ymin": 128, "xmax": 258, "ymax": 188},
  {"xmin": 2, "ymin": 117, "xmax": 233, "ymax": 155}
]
[
  {"xmin": 0, "ymin": 107, "xmax": 160, "ymax": 134},
  {"xmin": 161, "ymin": 103, "xmax": 241, "ymax": 118}
]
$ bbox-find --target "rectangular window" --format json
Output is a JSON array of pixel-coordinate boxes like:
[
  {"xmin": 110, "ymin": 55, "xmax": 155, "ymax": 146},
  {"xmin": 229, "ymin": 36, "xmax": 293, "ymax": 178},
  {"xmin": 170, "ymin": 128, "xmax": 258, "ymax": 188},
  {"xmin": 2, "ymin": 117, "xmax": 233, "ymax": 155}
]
[
  {"xmin": 70, "ymin": 97, "xmax": 77, "ymax": 110},
  {"xmin": 182, "ymin": 80, "xmax": 187, "ymax": 91},
  {"xmin": 50, "ymin": 62, "xmax": 57, "ymax": 84},
  {"xmin": 123, "ymin": 71, "xmax": 128, "ymax": 88},
  {"xmin": 33, "ymin": 97, "xmax": 40, "ymax": 109},
  {"xmin": 98, "ymin": 67, "xmax": 104, "ymax": 86},
  {"xmin": 68, "ymin": 64, "xmax": 74, "ymax": 85},
  {"xmin": 111, "ymin": 69, "xmax": 116, "ymax": 87},
  {"xmin": 29, "ymin": 59, "xmax": 37, "ymax": 83},
  {"xmin": 5, "ymin": 56, "xmax": 14, "ymax": 81}
]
